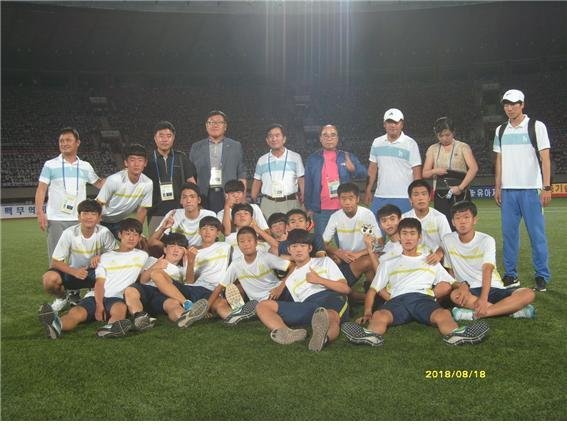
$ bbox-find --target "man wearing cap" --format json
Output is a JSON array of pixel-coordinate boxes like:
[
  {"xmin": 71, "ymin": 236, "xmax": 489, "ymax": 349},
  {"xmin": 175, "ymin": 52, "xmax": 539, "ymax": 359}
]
[
  {"xmin": 494, "ymin": 89, "xmax": 552, "ymax": 292},
  {"xmin": 364, "ymin": 108, "xmax": 422, "ymax": 216}
]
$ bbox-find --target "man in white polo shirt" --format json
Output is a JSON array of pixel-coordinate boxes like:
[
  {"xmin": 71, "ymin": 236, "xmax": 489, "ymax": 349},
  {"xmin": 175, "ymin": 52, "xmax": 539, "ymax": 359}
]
[
  {"xmin": 493, "ymin": 89, "xmax": 552, "ymax": 292},
  {"xmin": 251, "ymin": 124, "xmax": 305, "ymax": 220},
  {"xmin": 35, "ymin": 127, "xmax": 104, "ymax": 262},
  {"xmin": 364, "ymin": 108, "xmax": 422, "ymax": 216}
]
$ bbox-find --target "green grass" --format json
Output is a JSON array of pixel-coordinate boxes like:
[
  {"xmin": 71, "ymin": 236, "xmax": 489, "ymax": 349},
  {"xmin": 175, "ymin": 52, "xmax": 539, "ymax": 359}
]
[{"xmin": 2, "ymin": 199, "xmax": 567, "ymax": 420}]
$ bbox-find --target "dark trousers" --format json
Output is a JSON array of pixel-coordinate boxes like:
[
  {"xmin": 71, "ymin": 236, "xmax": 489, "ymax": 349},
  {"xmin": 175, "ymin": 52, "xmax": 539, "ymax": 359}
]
[{"xmin": 206, "ymin": 188, "xmax": 225, "ymax": 212}]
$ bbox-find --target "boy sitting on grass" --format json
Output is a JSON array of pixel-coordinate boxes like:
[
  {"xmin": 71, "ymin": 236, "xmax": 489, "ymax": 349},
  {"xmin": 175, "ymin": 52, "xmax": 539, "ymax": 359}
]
[
  {"xmin": 444, "ymin": 201, "xmax": 536, "ymax": 321},
  {"xmin": 41, "ymin": 199, "xmax": 117, "ymax": 312},
  {"xmin": 278, "ymin": 209, "xmax": 326, "ymax": 260},
  {"xmin": 39, "ymin": 218, "xmax": 149, "ymax": 339},
  {"xmin": 257, "ymin": 229, "xmax": 350, "ymax": 352},
  {"xmin": 341, "ymin": 218, "xmax": 489, "ymax": 347},
  {"xmin": 218, "ymin": 179, "xmax": 268, "ymax": 235}
]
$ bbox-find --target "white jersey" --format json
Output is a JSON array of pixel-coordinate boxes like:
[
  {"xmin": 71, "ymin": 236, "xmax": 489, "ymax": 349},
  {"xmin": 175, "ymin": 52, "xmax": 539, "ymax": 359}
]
[
  {"xmin": 159, "ymin": 208, "xmax": 217, "ymax": 247},
  {"xmin": 93, "ymin": 249, "xmax": 148, "ymax": 299},
  {"xmin": 190, "ymin": 242, "xmax": 232, "ymax": 291},
  {"xmin": 220, "ymin": 252, "xmax": 290, "ymax": 301},
  {"xmin": 253, "ymin": 148, "xmax": 305, "ymax": 197},
  {"xmin": 51, "ymin": 224, "xmax": 117, "ymax": 268},
  {"xmin": 217, "ymin": 204, "xmax": 268, "ymax": 230},
  {"xmin": 402, "ymin": 208, "xmax": 452, "ymax": 251},
  {"xmin": 370, "ymin": 253, "xmax": 454, "ymax": 298},
  {"xmin": 96, "ymin": 170, "xmax": 153, "ymax": 223},
  {"xmin": 323, "ymin": 206, "xmax": 380, "ymax": 252},
  {"xmin": 38, "ymin": 154, "xmax": 100, "ymax": 221},
  {"xmin": 225, "ymin": 232, "xmax": 271, "ymax": 262},
  {"xmin": 493, "ymin": 115, "xmax": 550, "ymax": 189},
  {"xmin": 142, "ymin": 256, "xmax": 184, "ymax": 288},
  {"xmin": 442, "ymin": 231, "xmax": 504, "ymax": 289},
  {"xmin": 381, "ymin": 240, "xmax": 403, "ymax": 261},
  {"xmin": 369, "ymin": 132, "xmax": 422, "ymax": 198},
  {"xmin": 285, "ymin": 257, "xmax": 346, "ymax": 302}
]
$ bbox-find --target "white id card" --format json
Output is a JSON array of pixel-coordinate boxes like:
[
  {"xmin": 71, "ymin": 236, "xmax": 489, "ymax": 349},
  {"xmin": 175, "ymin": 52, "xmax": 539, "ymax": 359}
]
[
  {"xmin": 271, "ymin": 181, "xmax": 284, "ymax": 198},
  {"xmin": 210, "ymin": 167, "xmax": 223, "ymax": 187},
  {"xmin": 160, "ymin": 182, "xmax": 174, "ymax": 201},
  {"xmin": 328, "ymin": 179, "xmax": 340, "ymax": 198},
  {"xmin": 60, "ymin": 194, "xmax": 77, "ymax": 214}
]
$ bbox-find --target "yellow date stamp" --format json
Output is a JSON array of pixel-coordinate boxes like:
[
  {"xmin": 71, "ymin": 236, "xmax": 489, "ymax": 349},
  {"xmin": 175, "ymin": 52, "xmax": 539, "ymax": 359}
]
[{"xmin": 425, "ymin": 370, "xmax": 487, "ymax": 379}]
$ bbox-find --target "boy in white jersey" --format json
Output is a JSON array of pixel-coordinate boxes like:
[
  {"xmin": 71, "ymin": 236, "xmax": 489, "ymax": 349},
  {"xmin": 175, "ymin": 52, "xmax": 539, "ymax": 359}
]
[
  {"xmin": 445, "ymin": 201, "xmax": 536, "ymax": 321},
  {"xmin": 148, "ymin": 182, "xmax": 216, "ymax": 252},
  {"xmin": 41, "ymin": 199, "xmax": 116, "ymax": 312},
  {"xmin": 96, "ymin": 144, "xmax": 153, "ymax": 239},
  {"xmin": 257, "ymin": 229, "xmax": 350, "ymax": 352},
  {"xmin": 278, "ymin": 209, "xmax": 326, "ymax": 260},
  {"xmin": 39, "ymin": 218, "xmax": 149, "ymax": 339},
  {"xmin": 218, "ymin": 179, "xmax": 268, "ymax": 235},
  {"xmin": 341, "ymin": 218, "xmax": 489, "ymax": 347}
]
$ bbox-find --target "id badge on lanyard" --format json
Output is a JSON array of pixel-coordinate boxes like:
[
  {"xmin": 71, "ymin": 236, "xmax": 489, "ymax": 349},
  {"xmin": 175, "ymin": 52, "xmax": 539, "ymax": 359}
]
[
  {"xmin": 328, "ymin": 179, "xmax": 340, "ymax": 198},
  {"xmin": 160, "ymin": 182, "xmax": 174, "ymax": 201},
  {"xmin": 210, "ymin": 167, "xmax": 223, "ymax": 187},
  {"xmin": 272, "ymin": 180, "xmax": 284, "ymax": 197},
  {"xmin": 60, "ymin": 194, "xmax": 77, "ymax": 214}
]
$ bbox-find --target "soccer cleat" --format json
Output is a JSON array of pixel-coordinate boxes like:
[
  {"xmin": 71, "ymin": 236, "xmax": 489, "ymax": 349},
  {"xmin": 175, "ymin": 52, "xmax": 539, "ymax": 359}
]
[
  {"xmin": 96, "ymin": 319, "xmax": 132, "ymax": 338},
  {"xmin": 341, "ymin": 322, "xmax": 384, "ymax": 347},
  {"xmin": 308, "ymin": 307, "xmax": 330, "ymax": 352},
  {"xmin": 225, "ymin": 283, "xmax": 245, "ymax": 310},
  {"xmin": 452, "ymin": 307, "xmax": 475, "ymax": 321},
  {"xmin": 133, "ymin": 311, "xmax": 155, "ymax": 331},
  {"xmin": 443, "ymin": 320, "xmax": 489, "ymax": 346},
  {"xmin": 67, "ymin": 290, "xmax": 81, "ymax": 306},
  {"xmin": 183, "ymin": 299, "xmax": 193, "ymax": 312},
  {"xmin": 270, "ymin": 327, "xmax": 307, "ymax": 345},
  {"xmin": 502, "ymin": 275, "xmax": 521, "ymax": 289},
  {"xmin": 510, "ymin": 304, "xmax": 536, "ymax": 319},
  {"xmin": 177, "ymin": 299, "xmax": 208, "ymax": 328},
  {"xmin": 38, "ymin": 303, "xmax": 62, "ymax": 339},
  {"xmin": 533, "ymin": 277, "xmax": 547, "ymax": 292},
  {"xmin": 223, "ymin": 300, "xmax": 258, "ymax": 326},
  {"xmin": 51, "ymin": 296, "xmax": 69, "ymax": 313}
]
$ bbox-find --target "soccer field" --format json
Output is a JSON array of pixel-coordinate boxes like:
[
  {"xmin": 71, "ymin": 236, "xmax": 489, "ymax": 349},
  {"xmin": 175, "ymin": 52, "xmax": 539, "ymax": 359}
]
[{"xmin": 1, "ymin": 199, "xmax": 566, "ymax": 420}]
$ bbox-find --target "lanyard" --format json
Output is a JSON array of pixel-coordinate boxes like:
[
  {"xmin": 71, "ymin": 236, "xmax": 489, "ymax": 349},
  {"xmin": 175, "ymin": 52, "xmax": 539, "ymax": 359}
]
[
  {"xmin": 268, "ymin": 149, "xmax": 288, "ymax": 180},
  {"xmin": 435, "ymin": 142, "xmax": 456, "ymax": 171},
  {"xmin": 62, "ymin": 157, "xmax": 79, "ymax": 194},
  {"xmin": 153, "ymin": 150, "xmax": 175, "ymax": 184}
]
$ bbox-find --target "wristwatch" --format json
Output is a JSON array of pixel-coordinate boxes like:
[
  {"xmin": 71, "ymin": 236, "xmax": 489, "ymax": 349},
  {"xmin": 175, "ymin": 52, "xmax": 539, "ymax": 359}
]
[{"xmin": 543, "ymin": 186, "xmax": 552, "ymax": 191}]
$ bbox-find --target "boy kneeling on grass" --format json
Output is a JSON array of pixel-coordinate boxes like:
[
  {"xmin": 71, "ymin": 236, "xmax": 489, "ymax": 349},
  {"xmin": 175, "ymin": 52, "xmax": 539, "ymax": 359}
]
[
  {"xmin": 256, "ymin": 229, "xmax": 350, "ymax": 352},
  {"xmin": 39, "ymin": 218, "xmax": 149, "ymax": 339},
  {"xmin": 444, "ymin": 201, "xmax": 536, "ymax": 321},
  {"xmin": 341, "ymin": 218, "xmax": 489, "ymax": 347}
]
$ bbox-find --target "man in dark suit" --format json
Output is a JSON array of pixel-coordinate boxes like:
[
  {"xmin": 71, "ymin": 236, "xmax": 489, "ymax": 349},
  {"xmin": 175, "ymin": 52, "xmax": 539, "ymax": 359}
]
[{"xmin": 189, "ymin": 110, "xmax": 247, "ymax": 212}]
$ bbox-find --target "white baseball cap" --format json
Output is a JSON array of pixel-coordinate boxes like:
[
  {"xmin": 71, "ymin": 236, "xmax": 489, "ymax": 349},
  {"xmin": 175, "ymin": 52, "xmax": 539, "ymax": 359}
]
[
  {"xmin": 383, "ymin": 108, "xmax": 404, "ymax": 122},
  {"xmin": 501, "ymin": 89, "xmax": 525, "ymax": 103}
]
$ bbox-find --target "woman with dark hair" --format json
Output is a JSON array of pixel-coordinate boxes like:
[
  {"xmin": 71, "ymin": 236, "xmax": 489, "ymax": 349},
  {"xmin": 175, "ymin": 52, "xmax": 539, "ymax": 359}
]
[{"xmin": 422, "ymin": 117, "xmax": 478, "ymax": 228}]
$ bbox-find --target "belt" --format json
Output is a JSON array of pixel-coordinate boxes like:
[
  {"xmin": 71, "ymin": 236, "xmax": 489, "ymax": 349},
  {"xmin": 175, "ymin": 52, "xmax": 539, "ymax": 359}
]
[{"xmin": 264, "ymin": 193, "xmax": 297, "ymax": 202}]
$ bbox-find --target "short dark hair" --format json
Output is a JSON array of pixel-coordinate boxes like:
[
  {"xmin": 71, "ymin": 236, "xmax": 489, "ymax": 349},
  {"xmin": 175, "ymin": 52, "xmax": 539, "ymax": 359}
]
[
  {"xmin": 287, "ymin": 228, "xmax": 313, "ymax": 246},
  {"xmin": 122, "ymin": 143, "xmax": 147, "ymax": 160},
  {"xmin": 199, "ymin": 216, "xmax": 223, "ymax": 231},
  {"xmin": 77, "ymin": 198, "xmax": 102, "ymax": 215},
  {"xmin": 407, "ymin": 179, "xmax": 432, "ymax": 197},
  {"xmin": 237, "ymin": 226, "xmax": 257, "ymax": 241},
  {"xmin": 377, "ymin": 204, "xmax": 402, "ymax": 220},
  {"xmin": 338, "ymin": 182, "xmax": 359, "ymax": 197},
  {"xmin": 207, "ymin": 110, "xmax": 228, "ymax": 124},
  {"xmin": 154, "ymin": 120, "xmax": 176, "ymax": 135},
  {"xmin": 451, "ymin": 200, "xmax": 478, "ymax": 219},
  {"xmin": 268, "ymin": 212, "xmax": 287, "ymax": 227},
  {"xmin": 231, "ymin": 203, "xmax": 254, "ymax": 220},
  {"xmin": 398, "ymin": 217, "xmax": 421, "ymax": 235},
  {"xmin": 180, "ymin": 182, "xmax": 201, "ymax": 198},
  {"xmin": 162, "ymin": 232, "xmax": 188, "ymax": 248},
  {"xmin": 60, "ymin": 127, "xmax": 80, "ymax": 140},
  {"xmin": 266, "ymin": 123, "xmax": 286, "ymax": 138},
  {"xmin": 119, "ymin": 218, "xmax": 143, "ymax": 234},
  {"xmin": 286, "ymin": 209, "xmax": 308, "ymax": 220},
  {"xmin": 224, "ymin": 179, "xmax": 245, "ymax": 193},
  {"xmin": 433, "ymin": 117, "xmax": 455, "ymax": 135}
]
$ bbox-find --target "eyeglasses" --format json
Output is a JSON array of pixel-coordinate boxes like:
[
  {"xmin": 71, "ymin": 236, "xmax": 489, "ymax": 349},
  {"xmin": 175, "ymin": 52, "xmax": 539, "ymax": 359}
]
[
  {"xmin": 321, "ymin": 133, "xmax": 338, "ymax": 138},
  {"xmin": 206, "ymin": 121, "xmax": 225, "ymax": 126}
]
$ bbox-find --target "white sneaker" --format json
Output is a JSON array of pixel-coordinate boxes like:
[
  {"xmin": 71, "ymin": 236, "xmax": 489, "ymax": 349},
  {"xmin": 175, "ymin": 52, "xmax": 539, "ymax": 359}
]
[
  {"xmin": 51, "ymin": 296, "xmax": 69, "ymax": 313},
  {"xmin": 225, "ymin": 283, "xmax": 245, "ymax": 310},
  {"xmin": 510, "ymin": 304, "xmax": 536, "ymax": 319}
]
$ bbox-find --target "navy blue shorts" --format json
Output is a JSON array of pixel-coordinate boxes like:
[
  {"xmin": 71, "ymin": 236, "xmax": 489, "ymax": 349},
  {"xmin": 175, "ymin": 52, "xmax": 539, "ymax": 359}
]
[
  {"xmin": 381, "ymin": 292, "xmax": 441, "ymax": 326},
  {"xmin": 129, "ymin": 283, "xmax": 167, "ymax": 315},
  {"xmin": 172, "ymin": 281, "xmax": 212, "ymax": 302},
  {"xmin": 470, "ymin": 287, "xmax": 514, "ymax": 304},
  {"xmin": 276, "ymin": 290, "xmax": 349, "ymax": 327},
  {"xmin": 49, "ymin": 267, "xmax": 96, "ymax": 290},
  {"xmin": 337, "ymin": 261, "xmax": 358, "ymax": 287},
  {"xmin": 76, "ymin": 296, "xmax": 125, "ymax": 322}
]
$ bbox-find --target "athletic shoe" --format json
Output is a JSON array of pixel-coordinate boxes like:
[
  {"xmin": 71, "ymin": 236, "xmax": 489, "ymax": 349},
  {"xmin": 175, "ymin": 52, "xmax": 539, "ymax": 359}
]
[
  {"xmin": 225, "ymin": 283, "xmax": 245, "ymax": 310},
  {"xmin": 67, "ymin": 290, "xmax": 81, "ymax": 306},
  {"xmin": 510, "ymin": 304, "xmax": 536, "ymax": 319},
  {"xmin": 183, "ymin": 299, "xmax": 193, "ymax": 312},
  {"xmin": 451, "ymin": 307, "xmax": 475, "ymax": 321},
  {"xmin": 133, "ymin": 311, "xmax": 155, "ymax": 331},
  {"xmin": 270, "ymin": 327, "xmax": 307, "ymax": 345},
  {"xmin": 443, "ymin": 320, "xmax": 489, "ymax": 346},
  {"xmin": 340, "ymin": 322, "xmax": 384, "ymax": 347},
  {"xmin": 223, "ymin": 300, "xmax": 258, "ymax": 326},
  {"xmin": 38, "ymin": 303, "xmax": 62, "ymax": 339},
  {"xmin": 533, "ymin": 277, "xmax": 547, "ymax": 292},
  {"xmin": 502, "ymin": 275, "xmax": 520, "ymax": 289},
  {"xmin": 308, "ymin": 307, "xmax": 330, "ymax": 352},
  {"xmin": 96, "ymin": 319, "xmax": 132, "ymax": 338},
  {"xmin": 177, "ymin": 299, "xmax": 208, "ymax": 328},
  {"xmin": 50, "ymin": 296, "xmax": 69, "ymax": 313}
]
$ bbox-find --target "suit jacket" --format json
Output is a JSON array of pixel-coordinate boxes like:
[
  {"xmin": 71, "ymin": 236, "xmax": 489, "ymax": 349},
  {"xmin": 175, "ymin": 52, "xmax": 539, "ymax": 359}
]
[{"xmin": 189, "ymin": 137, "xmax": 247, "ymax": 195}]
